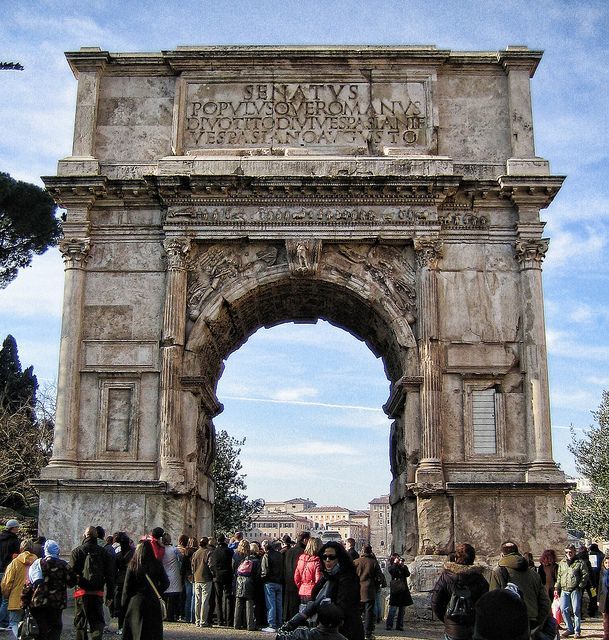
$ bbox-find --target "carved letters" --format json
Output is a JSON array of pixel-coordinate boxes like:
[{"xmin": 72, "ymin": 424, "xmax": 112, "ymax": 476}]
[{"xmin": 184, "ymin": 80, "xmax": 431, "ymax": 150}]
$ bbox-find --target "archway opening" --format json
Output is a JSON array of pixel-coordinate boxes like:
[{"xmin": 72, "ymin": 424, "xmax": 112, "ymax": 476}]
[{"xmin": 214, "ymin": 319, "xmax": 393, "ymax": 548}]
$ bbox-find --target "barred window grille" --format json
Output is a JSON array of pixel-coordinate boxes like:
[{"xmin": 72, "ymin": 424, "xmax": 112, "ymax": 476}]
[{"xmin": 472, "ymin": 388, "xmax": 497, "ymax": 454}]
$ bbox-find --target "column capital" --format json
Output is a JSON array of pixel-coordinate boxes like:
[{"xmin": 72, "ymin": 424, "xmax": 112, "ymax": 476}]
[
  {"xmin": 163, "ymin": 237, "xmax": 191, "ymax": 270},
  {"xmin": 59, "ymin": 238, "xmax": 91, "ymax": 269},
  {"xmin": 414, "ymin": 237, "xmax": 443, "ymax": 269},
  {"xmin": 515, "ymin": 238, "xmax": 549, "ymax": 269}
]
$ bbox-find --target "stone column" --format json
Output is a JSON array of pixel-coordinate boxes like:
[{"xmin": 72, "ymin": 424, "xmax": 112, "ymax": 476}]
[
  {"xmin": 43, "ymin": 237, "xmax": 91, "ymax": 476},
  {"xmin": 516, "ymin": 238, "xmax": 560, "ymax": 480},
  {"xmin": 413, "ymin": 237, "xmax": 444, "ymax": 486},
  {"xmin": 158, "ymin": 237, "xmax": 190, "ymax": 487}
]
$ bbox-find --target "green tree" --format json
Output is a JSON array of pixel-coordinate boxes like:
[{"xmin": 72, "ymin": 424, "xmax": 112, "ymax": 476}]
[
  {"xmin": 0, "ymin": 335, "xmax": 53, "ymax": 509},
  {"xmin": 211, "ymin": 429, "xmax": 263, "ymax": 534},
  {"xmin": 0, "ymin": 172, "xmax": 61, "ymax": 288},
  {"xmin": 565, "ymin": 390, "xmax": 609, "ymax": 539}
]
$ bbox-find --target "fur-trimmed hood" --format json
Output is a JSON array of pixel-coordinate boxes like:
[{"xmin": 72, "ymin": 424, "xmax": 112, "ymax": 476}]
[{"xmin": 443, "ymin": 561, "xmax": 486, "ymax": 576}]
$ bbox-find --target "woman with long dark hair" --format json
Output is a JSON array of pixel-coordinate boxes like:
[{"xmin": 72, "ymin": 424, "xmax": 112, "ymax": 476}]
[
  {"xmin": 312, "ymin": 541, "xmax": 365, "ymax": 640},
  {"xmin": 121, "ymin": 539, "xmax": 169, "ymax": 640}
]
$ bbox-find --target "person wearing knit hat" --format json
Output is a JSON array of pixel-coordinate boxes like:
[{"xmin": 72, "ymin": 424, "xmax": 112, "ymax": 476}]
[
  {"xmin": 0, "ymin": 519, "xmax": 21, "ymax": 629},
  {"xmin": 473, "ymin": 590, "xmax": 530, "ymax": 640},
  {"xmin": 27, "ymin": 539, "xmax": 77, "ymax": 640}
]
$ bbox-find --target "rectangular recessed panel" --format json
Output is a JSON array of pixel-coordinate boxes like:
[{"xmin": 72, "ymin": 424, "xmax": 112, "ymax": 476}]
[{"xmin": 106, "ymin": 388, "xmax": 132, "ymax": 452}]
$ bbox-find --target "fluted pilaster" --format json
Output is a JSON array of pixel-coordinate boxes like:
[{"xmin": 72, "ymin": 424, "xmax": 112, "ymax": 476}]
[
  {"xmin": 413, "ymin": 237, "xmax": 443, "ymax": 484},
  {"xmin": 47, "ymin": 238, "xmax": 91, "ymax": 470},
  {"xmin": 158, "ymin": 238, "xmax": 191, "ymax": 486},
  {"xmin": 515, "ymin": 238, "xmax": 556, "ymax": 474}
]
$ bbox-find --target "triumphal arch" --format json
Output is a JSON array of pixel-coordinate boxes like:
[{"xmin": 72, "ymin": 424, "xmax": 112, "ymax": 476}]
[{"xmin": 38, "ymin": 45, "xmax": 569, "ymax": 556}]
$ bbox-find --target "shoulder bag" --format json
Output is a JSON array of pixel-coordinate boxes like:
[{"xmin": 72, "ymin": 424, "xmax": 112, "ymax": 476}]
[{"xmin": 145, "ymin": 573, "xmax": 167, "ymax": 620}]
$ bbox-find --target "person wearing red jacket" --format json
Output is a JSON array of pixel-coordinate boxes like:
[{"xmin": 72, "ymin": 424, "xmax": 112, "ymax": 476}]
[{"xmin": 294, "ymin": 537, "xmax": 322, "ymax": 607}]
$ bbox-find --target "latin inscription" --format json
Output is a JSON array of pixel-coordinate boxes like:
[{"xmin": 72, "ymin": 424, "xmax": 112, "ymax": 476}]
[{"xmin": 183, "ymin": 81, "xmax": 431, "ymax": 150}]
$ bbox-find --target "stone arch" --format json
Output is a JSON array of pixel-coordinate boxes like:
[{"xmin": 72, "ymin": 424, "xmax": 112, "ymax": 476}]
[
  {"xmin": 184, "ymin": 241, "xmax": 418, "ymax": 384},
  {"xmin": 38, "ymin": 44, "xmax": 571, "ymax": 562},
  {"xmin": 175, "ymin": 240, "xmax": 422, "ymax": 552}
]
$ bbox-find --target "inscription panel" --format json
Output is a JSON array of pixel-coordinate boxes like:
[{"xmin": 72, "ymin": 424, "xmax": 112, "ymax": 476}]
[{"xmin": 181, "ymin": 78, "xmax": 434, "ymax": 153}]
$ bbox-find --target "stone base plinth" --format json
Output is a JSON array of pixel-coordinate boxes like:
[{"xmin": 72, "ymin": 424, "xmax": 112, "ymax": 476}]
[
  {"xmin": 390, "ymin": 480, "xmax": 570, "ymax": 558},
  {"xmin": 448, "ymin": 482, "xmax": 570, "ymax": 556},
  {"xmin": 35, "ymin": 479, "xmax": 213, "ymax": 548}
]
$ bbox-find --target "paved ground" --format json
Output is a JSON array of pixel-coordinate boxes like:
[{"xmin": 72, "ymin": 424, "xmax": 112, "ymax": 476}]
[{"xmin": 52, "ymin": 608, "xmax": 605, "ymax": 640}]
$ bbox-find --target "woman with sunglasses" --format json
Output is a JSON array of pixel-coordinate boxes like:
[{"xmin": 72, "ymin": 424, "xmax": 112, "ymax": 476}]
[
  {"xmin": 311, "ymin": 542, "xmax": 365, "ymax": 640},
  {"xmin": 282, "ymin": 542, "xmax": 364, "ymax": 640}
]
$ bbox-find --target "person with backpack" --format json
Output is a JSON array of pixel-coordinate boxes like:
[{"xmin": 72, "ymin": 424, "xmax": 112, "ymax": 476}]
[
  {"xmin": 432, "ymin": 543, "xmax": 489, "ymax": 640},
  {"xmin": 26, "ymin": 539, "xmax": 77, "ymax": 640},
  {"xmin": 70, "ymin": 525, "xmax": 115, "ymax": 640},
  {"xmin": 489, "ymin": 541, "xmax": 551, "ymax": 636},
  {"xmin": 233, "ymin": 540, "xmax": 261, "ymax": 631}
]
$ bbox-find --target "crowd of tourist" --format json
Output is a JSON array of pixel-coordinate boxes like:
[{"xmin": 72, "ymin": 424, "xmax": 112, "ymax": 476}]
[{"xmin": 0, "ymin": 517, "xmax": 607, "ymax": 640}]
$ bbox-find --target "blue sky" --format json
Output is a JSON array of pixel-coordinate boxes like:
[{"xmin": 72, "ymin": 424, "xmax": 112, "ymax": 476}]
[{"xmin": 1, "ymin": 0, "xmax": 608, "ymax": 509}]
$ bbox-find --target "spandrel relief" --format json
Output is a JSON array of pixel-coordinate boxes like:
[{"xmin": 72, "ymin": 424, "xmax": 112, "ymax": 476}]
[
  {"xmin": 286, "ymin": 239, "xmax": 322, "ymax": 276},
  {"xmin": 187, "ymin": 242, "xmax": 280, "ymax": 320},
  {"xmin": 324, "ymin": 244, "xmax": 417, "ymax": 324}
]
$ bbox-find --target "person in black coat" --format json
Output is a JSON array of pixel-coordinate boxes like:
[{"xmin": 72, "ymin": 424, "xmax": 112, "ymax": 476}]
[
  {"xmin": 112, "ymin": 532, "xmax": 134, "ymax": 634},
  {"xmin": 431, "ymin": 543, "xmax": 489, "ymax": 640},
  {"xmin": 386, "ymin": 554, "xmax": 413, "ymax": 631},
  {"xmin": 310, "ymin": 541, "xmax": 365, "ymax": 640},
  {"xmin": 284, "ymin": 532, "xmax": 310, "ymax": 620},
  {"xmin": 121, "ymin": 539, "xmax": 169, "ymax": 640},
  {"xmin": 208, "ymin": 533, "xmax": 234, "ymax": 626}
]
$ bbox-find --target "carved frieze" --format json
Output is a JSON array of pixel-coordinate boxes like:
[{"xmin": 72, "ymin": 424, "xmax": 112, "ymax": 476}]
[
  {"xmin": 439, "ymin": 211, "xmax": 489, "ymax": 229},
  {"xmin": 166, "ymin": 204, "xmax": 439, "ymax": 226}
]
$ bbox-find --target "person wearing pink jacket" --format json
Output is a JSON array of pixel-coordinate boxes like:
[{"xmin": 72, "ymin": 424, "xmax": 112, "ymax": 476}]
[{"xmin": 294, "ymin": 537, "xmax": 322, "ymax": 608}]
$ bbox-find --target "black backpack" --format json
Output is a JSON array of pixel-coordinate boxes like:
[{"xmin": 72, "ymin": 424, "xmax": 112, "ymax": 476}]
[
  {"xmin": 445, "ymin": 579, "xmax": 474, "ymax": 622},
  {"xmin": 80, "ymin": 547, "xmax": 105, "ymax": 591}
]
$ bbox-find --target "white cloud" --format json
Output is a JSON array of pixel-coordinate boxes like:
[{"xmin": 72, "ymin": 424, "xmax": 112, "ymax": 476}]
[
  {"xmin": 543, "ymin": 223, "xmax": 606, "ymax": 269},
  {"xmin": 0, "ymin": 250, "xmax": 63, "ymax": 318},
  {"xmin": 221, "ymin": 395, "xmax": 383, "ymax": 413},
  {"xmin": 551, "ymin": 389, "xmax": 597, "ymax": 412},
  {"xmin": 247, "ymin": 440, "xmax": 360, "ymax": 458},
  {"xmin": 585, "ymin": 375, "xmax": 609, "ymax": 387},
  {"xmin": 547, "ymin": 329, "xmax": 609, "ymax": 362},
  {"xmin": 270, "ymin": 386, "xmax": 319, "ymax": 402}
]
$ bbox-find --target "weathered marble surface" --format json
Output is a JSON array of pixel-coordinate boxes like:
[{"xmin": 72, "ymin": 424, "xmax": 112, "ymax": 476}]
[{"xmin": 39, "ymin": 45, "xmax": 569, "ymax": 556}]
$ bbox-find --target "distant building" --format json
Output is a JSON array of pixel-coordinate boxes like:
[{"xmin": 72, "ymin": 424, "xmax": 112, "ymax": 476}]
[
  {"xmin": 369, "ymin": 495, "xmax": 391, "ymax": 556},
  {"xmin": 301, "ymin": 505, "xmax": 352, "ymax": 530},
  {"xmin": 263, "ymin": 497, "xmax": 317, "ymax": 513},
  {"xmin": 248, "ymin": 512, "xmax": 313, "ymax": 540},
  {"xmin": 256, "ymin": 498, "xmax": 372, "ymax": 547}
]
